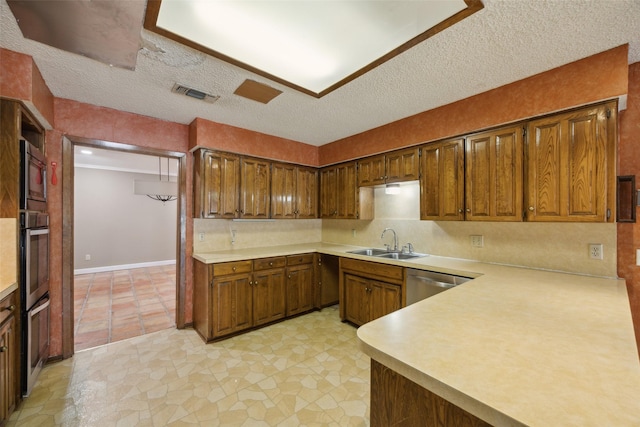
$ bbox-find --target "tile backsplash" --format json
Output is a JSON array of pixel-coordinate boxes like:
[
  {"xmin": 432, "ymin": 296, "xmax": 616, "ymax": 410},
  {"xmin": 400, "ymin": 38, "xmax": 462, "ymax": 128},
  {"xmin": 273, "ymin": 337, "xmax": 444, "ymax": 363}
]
[{"xmin": 193, "ymin": 183, "xmax": 618, "ymax": 278}]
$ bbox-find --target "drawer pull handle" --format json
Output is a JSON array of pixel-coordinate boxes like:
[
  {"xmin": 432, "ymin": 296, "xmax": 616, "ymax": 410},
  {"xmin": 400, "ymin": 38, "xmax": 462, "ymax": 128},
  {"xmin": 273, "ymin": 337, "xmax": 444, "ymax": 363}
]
[
  {"xmin": 0, "ymin": 346, "xmax": 7, "ymax": 353},
  {"xmin": 232, "ymin": 267, "xmax": 236, "ymax": 272}
]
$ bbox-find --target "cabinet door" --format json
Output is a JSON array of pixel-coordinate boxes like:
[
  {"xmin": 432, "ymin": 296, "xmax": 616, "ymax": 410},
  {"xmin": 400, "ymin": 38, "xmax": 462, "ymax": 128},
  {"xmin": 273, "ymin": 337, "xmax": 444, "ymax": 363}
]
[
  {"xmin": 195, "ymin": 150, "xmax": 240, "ymax": 218},
  {"xmin": 369, "ymin": 281, "xmax": 401, "ymax": 322},
  {"xmin": 344, "ymin": 274, "xmax": 370, "ymax": 326},
  {"xmin": 212, "ymin": 274, "xmax": 253, "ymax": 337},
  {"xmin": 465, "ymin": 125, "xmax": 523, "ymax": 221},
  {"xmin": 286, "ymin": 263, "xmax": 314, "ymax": 316},
  {"xmin": 386, "ymin": 147, "xmax": 420, "ymax": 183},
  {"xmin": 420, "ymin": 139, "xmax": 465, "ymax": 220},
  {"xmin": 0, "ymin": 316, "xmax": 16, "ymax": 423},
  {"xmin": 241, "ymin": 157, "xmax": 271, "ymax": 219},
  {"xmin": 526, "ymin": 103, "xmax": 613, "ymax": 222},
  {"xmin": 336, "ymin": 162, "xmax": 359, "ymax": 219},
  {"xmin": 271, "ymin": 162, "xmax": 297, "ymax": 219},
  {"xmin": 253, "ymin": 269, "xmax": 286, "ymax": 326},
  {"xmin": 319, "ymin": 166, "xmax": 337, "ymax": 218},
  {"xmin": 295, "ymin": 166, "xmax": 318, "ymax": 219},
  {"xmin": 357, "ymin": 155, "xmax": 386, "ymax": 187}
]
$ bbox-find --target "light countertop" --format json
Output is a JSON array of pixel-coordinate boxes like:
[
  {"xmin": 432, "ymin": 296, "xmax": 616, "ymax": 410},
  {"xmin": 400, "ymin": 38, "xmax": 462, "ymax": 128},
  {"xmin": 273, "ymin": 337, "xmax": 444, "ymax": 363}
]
[{"xmin": 194, "ymin": 242, "xmax": 640, "ymax": 426}]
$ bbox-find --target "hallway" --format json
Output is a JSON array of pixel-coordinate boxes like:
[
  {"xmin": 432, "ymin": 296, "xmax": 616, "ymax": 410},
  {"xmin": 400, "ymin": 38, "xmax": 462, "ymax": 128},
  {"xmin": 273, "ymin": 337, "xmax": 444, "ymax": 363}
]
[{"xmin": 73, "ymin": 264, "xmax": 176, "ymax": 351}]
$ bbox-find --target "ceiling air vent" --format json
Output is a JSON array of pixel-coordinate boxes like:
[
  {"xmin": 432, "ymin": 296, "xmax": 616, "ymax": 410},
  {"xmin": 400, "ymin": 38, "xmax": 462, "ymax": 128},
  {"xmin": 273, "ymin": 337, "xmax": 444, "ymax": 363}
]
[{"xmin": 171, "ymin": 83, "xmax": 219, "ymax": 103}]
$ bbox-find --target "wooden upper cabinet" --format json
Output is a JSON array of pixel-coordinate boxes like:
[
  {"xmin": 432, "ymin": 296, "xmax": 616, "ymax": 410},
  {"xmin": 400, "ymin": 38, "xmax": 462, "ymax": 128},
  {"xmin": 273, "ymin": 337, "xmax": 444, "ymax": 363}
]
[
  {"xmin": 240, "ymin": 157, "xmax": 271, "ymax": 219},
  {"xmin": 385, "ymin": 147, "xmax": 420, "ymax": 183},
  {"xmin": 320, "ymin": 166, "xmax": 337, "ymax": 218},
  {"xmin": 465, "ymin": 124, "xmax": 524, "ymax": 221},
  {"xmin": 357, "ymin": 147, "xmax": 419, "ymax": 187},
  {"xmin": 320, "ymin": 162, "xmax": 373, "ymax": 219},
  {"xmin": 525, "ymin": 102, "xmax": 616, "ymax": 222},
  {"xmin": 420, "ymin": 138, "xmax": 465, "ymax": 221},
  {"xmin": 271, "ymin": 163, "xmax": 318, "ymax": 219},
  {"xmin": 271, "ymin": 162, "xmax": 297, "ymax": 219},
  {"xmin": 295, "ymin": 166, "xmax": 318, "ymax": 219},
  {"xmin": 194, "ymin": 150, "xmax": 240, "ymax": 218},
  {"xmin": 357, "ymin": 154, "xmax": 386, "ymax": 187}
]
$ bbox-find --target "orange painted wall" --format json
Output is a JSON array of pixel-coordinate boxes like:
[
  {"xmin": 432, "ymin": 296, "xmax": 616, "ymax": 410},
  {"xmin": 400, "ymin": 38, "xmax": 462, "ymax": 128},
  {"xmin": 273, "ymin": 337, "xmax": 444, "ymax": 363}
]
[
  {"xmin": 319, "ymin": 45, "xmax": 629, "ymax": 165},
  {"xmin": 190, "ymin": 117, "xmax": 319, "ymax": 166},
  {"xmin": 618, "ymin": 61, "xmax": 640, "ymax": 353},
  {"xmin": 0, "ymin": 48, "xmax": 54, "ymax": 127}
]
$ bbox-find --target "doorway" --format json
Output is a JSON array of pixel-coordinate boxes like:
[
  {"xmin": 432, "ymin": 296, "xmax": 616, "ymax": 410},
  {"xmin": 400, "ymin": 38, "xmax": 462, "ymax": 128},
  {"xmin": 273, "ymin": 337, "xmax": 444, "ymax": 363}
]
[{"xmin": 61, "ymin": 136, "xmax": 187, "ymax": 357}]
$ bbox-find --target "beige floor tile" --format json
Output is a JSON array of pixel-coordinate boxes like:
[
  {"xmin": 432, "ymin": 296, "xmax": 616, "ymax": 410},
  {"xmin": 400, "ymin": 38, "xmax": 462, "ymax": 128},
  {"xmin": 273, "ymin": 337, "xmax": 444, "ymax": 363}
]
[{"xmin": 10, "ymin": 306, "xmax": 370, "ymax": 426}]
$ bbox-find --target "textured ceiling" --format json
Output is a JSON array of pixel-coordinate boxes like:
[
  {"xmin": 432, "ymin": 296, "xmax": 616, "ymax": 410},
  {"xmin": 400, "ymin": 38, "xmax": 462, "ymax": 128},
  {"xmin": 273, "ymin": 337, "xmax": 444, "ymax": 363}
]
[{"xmin": 1, "ymin": 0, "xmax": 639, "ymax": 147}]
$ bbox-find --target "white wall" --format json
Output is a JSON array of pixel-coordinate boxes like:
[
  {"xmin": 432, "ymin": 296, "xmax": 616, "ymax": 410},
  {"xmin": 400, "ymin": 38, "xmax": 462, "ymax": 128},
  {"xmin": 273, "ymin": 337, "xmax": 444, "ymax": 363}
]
[{"xmin": 74, "ymin": 167, "xmax": 177, "ymax": 271}]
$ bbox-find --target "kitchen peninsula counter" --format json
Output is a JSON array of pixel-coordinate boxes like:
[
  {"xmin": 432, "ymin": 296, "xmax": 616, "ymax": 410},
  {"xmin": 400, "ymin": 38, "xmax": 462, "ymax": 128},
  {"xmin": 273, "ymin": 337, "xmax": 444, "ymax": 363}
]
[{"xmin": 194, "ymin": 243, "xmax": 640, "ymax": 426}]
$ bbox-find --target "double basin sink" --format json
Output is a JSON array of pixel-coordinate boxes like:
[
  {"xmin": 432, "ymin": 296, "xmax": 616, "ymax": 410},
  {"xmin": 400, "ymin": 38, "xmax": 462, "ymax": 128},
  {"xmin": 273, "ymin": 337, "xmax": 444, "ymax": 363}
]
[{"xmin": 347, "ymin": 248, "xmax": 428, "ymax": 260}]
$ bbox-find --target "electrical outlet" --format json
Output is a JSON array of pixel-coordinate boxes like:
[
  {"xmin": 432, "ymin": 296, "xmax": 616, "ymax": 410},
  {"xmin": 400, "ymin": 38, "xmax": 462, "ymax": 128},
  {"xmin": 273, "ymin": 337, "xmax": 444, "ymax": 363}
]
[
  {"xmin": 589, "ymin": 243, "xmax": 603, "ymax": 260},
  {"xmin": 198, "ymin": 233, "xmax": 205, "ymax": 242},
  {"xmin": 351, "ymin": 229, "xmax": 357, "ymax": 237},
  {"xmin": 230, "ymin": 229, "xmax": 237, "ymax": 245},
  {"xmin": 470, "ymin": 235, "xmax": 484, "ymax": 248},
  {"xmin": 85, "ymin": 254, "xmax": 91, "ymax": 261}
]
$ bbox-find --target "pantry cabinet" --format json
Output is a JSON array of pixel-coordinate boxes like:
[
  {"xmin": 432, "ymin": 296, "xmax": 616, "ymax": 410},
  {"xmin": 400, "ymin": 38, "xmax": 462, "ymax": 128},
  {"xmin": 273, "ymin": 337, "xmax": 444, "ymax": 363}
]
[
  {"xmin": 420, "ymin": 138, "xmax": 465, "ymax": 221},
  {"xmin": 0, "ymin": 291, "xmax": 18, "ymax": 424},
  {"xmin": 525, "ymin": 102, "xmax": 616, "ymax": 222},
  {"xmin": 465, "ymin": 124, "xmax": 524, "ymax": 221},
  {"xmin": 320, "ymin": 161, "xmax": 373, "ymax": 219},
  {"xmin": 357, "ymin": 147, "xmax": 420, "ymax": 187},
  {"xmin": 271, "ymin": 163, "xmax": 318, "ymax": 219},
  {"xmin": 339, "ymin": 258, "xmax": 404, "ymax": 326}
]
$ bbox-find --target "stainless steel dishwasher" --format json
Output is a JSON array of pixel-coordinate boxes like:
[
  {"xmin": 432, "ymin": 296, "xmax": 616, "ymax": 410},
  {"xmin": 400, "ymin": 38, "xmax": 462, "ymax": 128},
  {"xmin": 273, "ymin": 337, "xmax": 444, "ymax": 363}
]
[{"xmin": 406, "ymin": 269, "xmax": 472, "ymax": 305}]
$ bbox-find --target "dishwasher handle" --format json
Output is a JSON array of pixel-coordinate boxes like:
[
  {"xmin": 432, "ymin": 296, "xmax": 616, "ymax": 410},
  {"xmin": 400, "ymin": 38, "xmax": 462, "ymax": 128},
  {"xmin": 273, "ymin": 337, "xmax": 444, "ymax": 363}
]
[{"xmin": 411, "ymin": 275, "xmax": 456, "ymax": 289}]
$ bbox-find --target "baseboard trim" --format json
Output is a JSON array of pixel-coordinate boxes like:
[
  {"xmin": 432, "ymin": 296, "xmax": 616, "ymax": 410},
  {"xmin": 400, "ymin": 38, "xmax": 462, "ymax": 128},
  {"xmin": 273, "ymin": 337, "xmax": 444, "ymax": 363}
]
[{"xmin": 74, "ymin": 260, "xmax": 176, "ymax": 275}]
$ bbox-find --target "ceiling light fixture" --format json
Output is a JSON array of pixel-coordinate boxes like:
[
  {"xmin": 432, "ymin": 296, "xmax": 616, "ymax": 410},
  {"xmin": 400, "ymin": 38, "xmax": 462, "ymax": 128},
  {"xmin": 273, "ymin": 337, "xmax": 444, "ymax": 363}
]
[
  {"xmin": 145, "ymin": 0, "xmax": 484, "ymax": 97},
  {"xmin": 134, "ymin": 157, "xmax": 177, "ymax": 203}
]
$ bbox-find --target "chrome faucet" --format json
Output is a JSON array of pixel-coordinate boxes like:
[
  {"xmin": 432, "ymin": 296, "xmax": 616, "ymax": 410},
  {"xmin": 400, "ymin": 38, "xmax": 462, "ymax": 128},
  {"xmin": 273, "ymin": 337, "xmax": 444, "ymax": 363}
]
[{"xmin": 381, "ymin": 228, "xmax": 398, "ymax": 252}]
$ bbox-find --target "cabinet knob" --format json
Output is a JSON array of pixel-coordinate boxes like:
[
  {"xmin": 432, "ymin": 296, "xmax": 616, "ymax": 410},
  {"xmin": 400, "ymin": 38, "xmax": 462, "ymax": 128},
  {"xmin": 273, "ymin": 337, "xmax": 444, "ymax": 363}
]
[
  {"xmin": 528, "ymin": 206, "xmax": 534, "ymax": 211},
  {"xmin": 458, "ymin": 209, "xmax": 463, "ymax": 213},
  {"xmin": 3, "ymin": 304, "xmax": 15, "ymax": 312},
  {"xmin": 269, "ymin": 262, "xmax": 273, "ymax": 266},
  {"xmin": 232, "ymin": 266, "xmax": 236, "ymax": 272},
  {"xmin": 0, "ymin": 346, "xmax": 6, "ymax": 353},
  {"xmin": 288, "ymin": 274, "xmax": 292, "ymax": 279},
  {"xmin": 466, "ymin": 208, "xmax": 471, "ymax": 213}
]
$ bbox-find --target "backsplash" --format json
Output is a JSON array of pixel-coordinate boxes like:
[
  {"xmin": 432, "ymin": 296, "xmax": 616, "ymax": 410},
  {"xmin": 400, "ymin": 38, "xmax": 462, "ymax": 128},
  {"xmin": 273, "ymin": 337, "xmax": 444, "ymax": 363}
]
[
  {"xmin": 193, "ymin": 182, "xmax": 617, "ymax": 278},
  {"xmin": 193, "ymin": 218, "xmax": 322, "ymax": 253}
]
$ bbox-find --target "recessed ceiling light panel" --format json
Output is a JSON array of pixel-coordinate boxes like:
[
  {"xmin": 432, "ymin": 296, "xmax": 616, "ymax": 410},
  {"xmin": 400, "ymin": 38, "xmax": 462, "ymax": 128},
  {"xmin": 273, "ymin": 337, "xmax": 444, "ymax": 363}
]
[{"xmin": 146, "ymin": 0, "xmax": 483, "ymax": 97}]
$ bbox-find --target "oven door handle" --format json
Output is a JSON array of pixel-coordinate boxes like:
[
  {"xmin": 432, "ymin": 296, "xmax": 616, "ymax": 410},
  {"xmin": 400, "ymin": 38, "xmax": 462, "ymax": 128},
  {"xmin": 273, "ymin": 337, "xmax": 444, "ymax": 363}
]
[
  {"xmin": 27, "ymin": 228, "xmax": 49, "ymax": 236},
  {"xmin": 31, "ymin": 297, "xmax": 50, "ymax": 315}
]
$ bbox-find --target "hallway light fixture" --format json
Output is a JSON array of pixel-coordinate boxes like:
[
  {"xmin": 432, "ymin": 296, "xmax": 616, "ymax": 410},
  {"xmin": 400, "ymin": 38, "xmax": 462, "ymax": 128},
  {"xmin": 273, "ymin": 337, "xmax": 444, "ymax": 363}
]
[{"xmin": 134, "ymin": 157, "xmax": 177, "ymax": 203}]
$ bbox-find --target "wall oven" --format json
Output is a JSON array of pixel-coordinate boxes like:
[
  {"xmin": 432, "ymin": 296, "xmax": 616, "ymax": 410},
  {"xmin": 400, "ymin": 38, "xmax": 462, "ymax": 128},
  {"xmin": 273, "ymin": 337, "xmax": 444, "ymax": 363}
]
[{"xmin": 20, "ymin": 211, "xmax": 50, "ymax": 396}]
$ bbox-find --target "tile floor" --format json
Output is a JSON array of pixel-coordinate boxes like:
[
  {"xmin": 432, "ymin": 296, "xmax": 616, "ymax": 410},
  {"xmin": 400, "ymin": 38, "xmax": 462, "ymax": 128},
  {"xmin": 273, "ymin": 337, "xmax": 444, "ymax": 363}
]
[
  {"xmin": 73, "ymin": 265, "xmax": 176, "ymax": 351},
  {"xmin": 9, "ymin": 306, "xmax": 371, "ymax": 426}
]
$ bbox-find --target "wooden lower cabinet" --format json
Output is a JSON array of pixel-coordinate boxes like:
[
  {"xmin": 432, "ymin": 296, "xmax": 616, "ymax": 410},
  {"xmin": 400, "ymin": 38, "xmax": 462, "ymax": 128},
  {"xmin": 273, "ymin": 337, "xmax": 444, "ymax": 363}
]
[
  {"xmin": 193, "ymin": 254, "xmax": 316, "ymax": 342},
  {"xmin": 340, "ymin": 258, "xmax": 404, "ymax": 326},
  {"xmin": 370, "ymin": 360, "xmax": 491, "ymax": 427},
  {"xmin": 0, "ymin": 291, "xmax": 18, "ymax": 425},
  {"xmin": 286, "ymin": 254, "xmax": 315, "ymax": 317}
]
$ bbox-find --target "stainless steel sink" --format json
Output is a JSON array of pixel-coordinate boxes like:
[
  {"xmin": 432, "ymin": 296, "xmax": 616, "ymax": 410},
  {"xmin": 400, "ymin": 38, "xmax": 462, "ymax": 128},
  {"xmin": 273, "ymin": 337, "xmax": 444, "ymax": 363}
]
[
  {"xmin": 347, "ymin": 248, "xmax": 389, "ymax": 256},
  {"xmin": 376, "ymin": 252, "xmax": 427, "ymax": 260},
  {"xmin": 347, "ymin": 248, "xmax": 427, "ymax": 259}
]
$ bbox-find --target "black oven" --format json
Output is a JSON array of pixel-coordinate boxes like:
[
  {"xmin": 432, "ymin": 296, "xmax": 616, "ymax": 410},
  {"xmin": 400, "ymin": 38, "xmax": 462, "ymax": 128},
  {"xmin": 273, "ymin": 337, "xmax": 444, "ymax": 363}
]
[
  {"xmin": 20, "ymin": 139, "xmax": 47, "ymax": 212},
  {"xmin": 20, "ymin": 210, "xmax": 50, "ymax": 396}
]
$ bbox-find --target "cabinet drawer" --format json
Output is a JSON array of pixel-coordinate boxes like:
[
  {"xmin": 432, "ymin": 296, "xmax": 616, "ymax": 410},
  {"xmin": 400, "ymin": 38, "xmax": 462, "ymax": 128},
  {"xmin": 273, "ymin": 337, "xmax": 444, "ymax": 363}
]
[
  {"xmin": 213, "ymin": 260, "xmax": 253, "ymax": 276},
  {"xmin": 254, "ymin": 256, "xmax": 286, "ymax": 271},
  {"xmin": 341, "ymin": 258, "xmax": 404, "ymax": 282},
  {"xmin": 0, "ymin": 291, "xmax": 17, "ymax": 325},
  {"xmin": 286, "ymin": 253, "xmax": 314, "ymax": 266}
]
